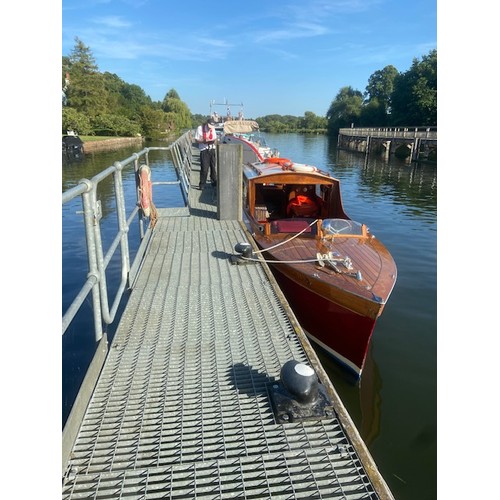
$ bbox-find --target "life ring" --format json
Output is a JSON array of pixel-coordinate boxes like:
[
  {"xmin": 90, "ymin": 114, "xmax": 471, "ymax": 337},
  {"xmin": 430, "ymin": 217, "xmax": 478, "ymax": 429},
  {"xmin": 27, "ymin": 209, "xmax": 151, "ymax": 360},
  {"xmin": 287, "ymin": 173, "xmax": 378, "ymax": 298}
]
[
  {"xmin": 139, "ymin": 165, "xmax": 152, "ymax": 218},
  {"xmin": 291, "ymin": 163, "xmax": 316, "ymax": 173},
  {"xmin": 264, "ymin": 157, "xmax": 292, "ymax": 166}
]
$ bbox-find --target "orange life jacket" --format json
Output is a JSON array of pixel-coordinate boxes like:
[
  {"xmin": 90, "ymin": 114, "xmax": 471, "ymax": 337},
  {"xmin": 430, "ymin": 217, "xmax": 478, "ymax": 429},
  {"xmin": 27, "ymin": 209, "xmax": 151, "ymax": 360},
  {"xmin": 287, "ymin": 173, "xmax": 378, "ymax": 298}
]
[{"xmin": 287, "ymin": 195, "xmax": 319, "ymax": 217}]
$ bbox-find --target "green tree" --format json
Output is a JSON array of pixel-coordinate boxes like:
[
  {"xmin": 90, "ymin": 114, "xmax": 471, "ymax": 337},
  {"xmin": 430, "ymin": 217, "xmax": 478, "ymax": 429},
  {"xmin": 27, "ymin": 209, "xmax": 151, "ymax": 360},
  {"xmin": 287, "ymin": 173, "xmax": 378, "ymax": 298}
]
[
  {"xmin": 191, "ymin": 113, "xmax": 206, "ymax": 125},
  {"xmin": 359, "ymin": 98, "xmax": 388, "ymax": 126},
  {"xmin": 164, "ymin": 88, "xmax": 180, "ymax": 100},
  {"xmin": 391, "ymin": 50, "xmax": 437, "ymax": 126},
  {"xmin": 64, "ymin": 37, "xmax": 108, "ymax": 118},
  {"xmin": 326, "ymin": 86, "xmax": 364, "ymax": 135},
  {"xmin": 101, "ymin": 72, "xmax": 153, "ymax": 119},
  {"xmin": 138, "ymin": 106, "xmax": 168, "ymax": 139},
  {"xmin": 161, "ymin": 89, "xmax": 192, "ymax": 130},
  {"xmin": 120, "ymin": 83, "xmax": 152, "ymax": 118},
  {"xmin": 365, "ymin": 65, "xmax": 399, "ymax": 117},
  {"xmin": 298, "ymin": 111, "xmax": 327, "ymax": 131},
  {"xmin": 91, "ymin": 113, "xmax": 142, "ymax": 136}
]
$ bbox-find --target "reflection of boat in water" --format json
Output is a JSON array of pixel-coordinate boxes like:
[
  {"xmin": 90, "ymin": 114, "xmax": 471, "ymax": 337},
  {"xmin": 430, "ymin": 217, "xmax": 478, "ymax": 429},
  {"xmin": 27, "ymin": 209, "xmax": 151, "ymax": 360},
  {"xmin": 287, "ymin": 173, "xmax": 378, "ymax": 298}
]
[
  {"xmin": 238, "ymin": 157, "xmax": 397, "ymax": 379},
  {"xmin": 359, "ymin": 345, "xmax": 382, "ymax": 445},
  {"xmin": 315, "ymin": 342, "xmax": 382, "ymax": 446}
]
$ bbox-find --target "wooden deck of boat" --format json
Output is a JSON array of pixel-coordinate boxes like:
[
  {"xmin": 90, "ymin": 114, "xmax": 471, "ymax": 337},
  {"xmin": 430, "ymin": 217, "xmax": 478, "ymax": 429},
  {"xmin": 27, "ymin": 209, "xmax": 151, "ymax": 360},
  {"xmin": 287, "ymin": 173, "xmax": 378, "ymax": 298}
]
[
  {"xmin": 263, "ymin": 234, "xmax": 396, "ymax": 304},
  {"xmin": 62, "ymin": 147, "xmax": 393, "ymax": 499}
]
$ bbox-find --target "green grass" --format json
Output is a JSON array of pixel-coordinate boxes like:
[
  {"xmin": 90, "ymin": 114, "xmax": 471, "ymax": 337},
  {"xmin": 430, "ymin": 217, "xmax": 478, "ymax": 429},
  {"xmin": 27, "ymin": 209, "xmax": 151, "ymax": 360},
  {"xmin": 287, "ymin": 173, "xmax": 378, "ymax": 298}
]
[
  {"xmin": 62, "ymin": 135, "xmax": 115, "ymax": 142},
  {"xmin": 79, "ymin": 136, "xmax": 119, "ymax": 142}
]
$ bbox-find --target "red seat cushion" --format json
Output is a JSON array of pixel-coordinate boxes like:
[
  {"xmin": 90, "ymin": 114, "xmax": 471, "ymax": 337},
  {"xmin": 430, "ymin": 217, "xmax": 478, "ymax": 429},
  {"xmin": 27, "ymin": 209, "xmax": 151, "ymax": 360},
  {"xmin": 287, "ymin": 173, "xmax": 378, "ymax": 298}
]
[{"xmin": 272, "ymin": 220, "xmax": 312, "ymax": 233}]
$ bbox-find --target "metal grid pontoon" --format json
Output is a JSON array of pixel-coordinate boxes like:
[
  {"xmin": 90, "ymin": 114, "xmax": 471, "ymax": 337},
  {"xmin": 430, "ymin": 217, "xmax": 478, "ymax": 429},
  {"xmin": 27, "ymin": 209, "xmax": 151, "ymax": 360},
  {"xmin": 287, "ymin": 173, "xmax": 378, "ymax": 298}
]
[{"xmin": 62, "ymin": 155, "xmax": 389, "ymax": 499}]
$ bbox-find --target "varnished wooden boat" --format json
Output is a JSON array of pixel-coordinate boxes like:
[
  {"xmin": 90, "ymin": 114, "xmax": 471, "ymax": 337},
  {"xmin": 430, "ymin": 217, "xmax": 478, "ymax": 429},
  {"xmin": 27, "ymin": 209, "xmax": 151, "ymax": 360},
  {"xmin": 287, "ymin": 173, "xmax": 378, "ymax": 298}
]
[{"xmin": 240, "ymin": 158, "xmax": 397, "ymax": 378}]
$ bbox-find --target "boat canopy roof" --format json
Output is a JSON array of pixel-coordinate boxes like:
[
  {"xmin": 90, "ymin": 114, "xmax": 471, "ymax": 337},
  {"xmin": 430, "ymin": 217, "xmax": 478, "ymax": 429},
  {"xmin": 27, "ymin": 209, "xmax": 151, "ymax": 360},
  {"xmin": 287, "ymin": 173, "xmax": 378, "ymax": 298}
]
[
  {"xmin": 243, "ymin": 161, "xmax": 335, "ymax": 184},
  {"xmin": 223, "ymin": 120, "xmax": 259, "ymax": 134}
]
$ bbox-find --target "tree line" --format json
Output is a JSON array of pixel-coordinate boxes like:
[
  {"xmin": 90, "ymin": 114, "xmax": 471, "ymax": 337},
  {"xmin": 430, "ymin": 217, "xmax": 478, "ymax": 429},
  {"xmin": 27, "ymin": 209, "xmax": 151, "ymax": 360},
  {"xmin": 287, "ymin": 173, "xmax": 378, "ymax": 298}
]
[
  {"xmin": 62, "ymin": 38, "xmax": 192, "ymax": 140},
  {"xmin": 62, "ymin": 37, "xmax": 436, "ymax": 139},
  {"xmin": 326, "ymin": 50, "xmax": 436, "ymax": 135}
]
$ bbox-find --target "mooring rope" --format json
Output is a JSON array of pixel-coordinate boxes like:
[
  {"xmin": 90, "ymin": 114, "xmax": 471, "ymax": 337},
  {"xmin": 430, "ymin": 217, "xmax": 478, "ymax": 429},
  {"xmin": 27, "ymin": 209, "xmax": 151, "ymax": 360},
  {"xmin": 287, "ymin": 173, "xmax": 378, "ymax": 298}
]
[
  {"xmin": 251, "ymin": 219, "xmax": 319, "ymax": 254},
  {"xmin": 238, "ymin": 218, "xmax": 319, "ymax": 264}
]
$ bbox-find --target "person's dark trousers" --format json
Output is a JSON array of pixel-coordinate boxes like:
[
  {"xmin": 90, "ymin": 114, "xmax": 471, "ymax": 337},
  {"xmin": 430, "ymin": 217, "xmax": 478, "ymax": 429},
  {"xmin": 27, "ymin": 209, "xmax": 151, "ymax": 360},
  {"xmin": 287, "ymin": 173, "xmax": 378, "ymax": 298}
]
[{"xmin": 199, "ymin": 149, "xmax": 217, "ymax": 188}]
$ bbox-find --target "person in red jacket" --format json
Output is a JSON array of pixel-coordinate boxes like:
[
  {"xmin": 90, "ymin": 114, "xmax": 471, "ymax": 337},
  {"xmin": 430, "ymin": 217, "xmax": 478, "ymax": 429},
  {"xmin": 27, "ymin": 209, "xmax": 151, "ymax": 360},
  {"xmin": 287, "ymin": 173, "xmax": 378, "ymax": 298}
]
[
  {"xmin": 287, "ymin": 185, "xmax": 320, "ymax": 217},
  {"xmin": 194, "ymin": 117, "xmax": 217, "ymax": 190}
]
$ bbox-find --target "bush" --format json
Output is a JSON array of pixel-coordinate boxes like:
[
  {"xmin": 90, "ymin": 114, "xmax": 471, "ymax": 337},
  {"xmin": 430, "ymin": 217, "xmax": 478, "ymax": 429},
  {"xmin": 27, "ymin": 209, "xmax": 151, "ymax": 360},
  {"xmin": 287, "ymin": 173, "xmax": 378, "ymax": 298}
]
[
  {"xmin": 90, "ymin": 114, "xmax": 142, "ymax": 136},
  {"xmin": 62, "ymin": 107, "xmax": 92, "ymax": 135}
]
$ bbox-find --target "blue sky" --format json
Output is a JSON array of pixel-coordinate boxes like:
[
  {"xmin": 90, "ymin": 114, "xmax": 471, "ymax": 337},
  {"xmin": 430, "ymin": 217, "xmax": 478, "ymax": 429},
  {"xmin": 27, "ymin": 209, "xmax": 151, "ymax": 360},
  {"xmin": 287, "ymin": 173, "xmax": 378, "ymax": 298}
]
[{"xmin": 61, "ymin": 0, "xmax": 436, "ymax": 118}]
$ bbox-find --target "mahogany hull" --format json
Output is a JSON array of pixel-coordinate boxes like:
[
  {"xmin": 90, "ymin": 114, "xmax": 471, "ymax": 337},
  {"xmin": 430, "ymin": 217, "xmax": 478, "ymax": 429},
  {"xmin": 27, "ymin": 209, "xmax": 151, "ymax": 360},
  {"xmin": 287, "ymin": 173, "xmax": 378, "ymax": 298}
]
[
  {"xmin": 271, "ymin": 263, "xmax": 377, "ymax": 377},
  {"xmin": 241, "ymin": 159, "xmax": 397, "ymax": 379}
]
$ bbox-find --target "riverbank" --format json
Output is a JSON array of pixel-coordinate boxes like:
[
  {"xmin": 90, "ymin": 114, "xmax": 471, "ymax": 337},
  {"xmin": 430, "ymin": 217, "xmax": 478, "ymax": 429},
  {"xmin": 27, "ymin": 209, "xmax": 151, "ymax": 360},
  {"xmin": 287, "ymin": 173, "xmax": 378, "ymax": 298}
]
[{"xmin": 82, "ymin": 136, "xmax": 144, "ymax": 153}]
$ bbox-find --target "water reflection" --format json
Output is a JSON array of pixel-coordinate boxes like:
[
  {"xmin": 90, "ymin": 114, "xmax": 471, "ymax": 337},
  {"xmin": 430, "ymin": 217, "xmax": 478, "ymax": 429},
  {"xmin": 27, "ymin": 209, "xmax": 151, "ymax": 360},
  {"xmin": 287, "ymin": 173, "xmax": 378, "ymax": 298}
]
[
  {"xmin": 335, "ymin": 149, "xmax": 437, "ymax": 213},
  {"xmin": 62, "ymin": 150, "xmax": 85, "ymax": 166},
  {"xmin": 62, "ymin": 135, "xmax": 437, "ymax": 500},
  {"xmin": 62, "ymin": 141, "xmax": 178, "ymax": 426},
  {"xmin": 315, "ymin": 343, "xmax": 382, "ymax": 446},
  {"xmin": 358, "ymin": 346, "xmax": 383, "ymax": 446},
  {"xmin": 264, "ymin": 133, "xmax": 436, "ymax": 500}
]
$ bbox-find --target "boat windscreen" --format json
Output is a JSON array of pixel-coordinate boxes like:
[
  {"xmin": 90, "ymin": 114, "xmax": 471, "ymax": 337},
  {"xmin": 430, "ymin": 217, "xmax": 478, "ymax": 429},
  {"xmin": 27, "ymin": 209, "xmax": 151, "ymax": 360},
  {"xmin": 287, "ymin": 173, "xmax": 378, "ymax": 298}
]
[{"xmin": 322, "ymin": 219, "xmax": 364, "ymax": 236}]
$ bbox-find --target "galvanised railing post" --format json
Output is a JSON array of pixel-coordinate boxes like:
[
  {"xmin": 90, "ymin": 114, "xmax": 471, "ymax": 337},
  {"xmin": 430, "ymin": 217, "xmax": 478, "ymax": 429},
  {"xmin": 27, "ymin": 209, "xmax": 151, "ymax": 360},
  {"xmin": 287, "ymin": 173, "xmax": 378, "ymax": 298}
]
[
  {"xmin": 113, "ymin": 159, "xmax": 132, "ymax": 292},
  {"xmin": 63, "ymin": 145, "xmax": 182, "ymax": 340},
  {"xmin": 81, "ymin": 179, "xmax": 104, "ymax": 342},
  {"xmin": 92, "ymin": 160, "xmax": 133, "ymax": 326},
  {"xmin": 133, "ymin": 155, "xmax": 146, "ymax": 240},
  {"xmin": 171, "ymin": 141, "xmax": 180, "ymax": 170}
]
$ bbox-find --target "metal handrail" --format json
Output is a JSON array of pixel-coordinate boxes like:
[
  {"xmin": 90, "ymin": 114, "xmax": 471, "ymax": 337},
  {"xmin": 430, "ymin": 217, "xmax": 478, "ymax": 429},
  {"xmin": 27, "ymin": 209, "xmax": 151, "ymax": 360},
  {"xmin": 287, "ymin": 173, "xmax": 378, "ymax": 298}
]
[
  {"xmin": 62, "ymin": 130, "xmax": 193, "ymax": 343},
  {"xmin": 62, "ymin": 149, "xmax": 149, "ymax": 340},
  {"xmin": 62, "ymin": 131, "xmax": 194, "ymax": 464},
  {"xmin": 167, "ymin": 129, "xmax": 193, "ymax": 191}
]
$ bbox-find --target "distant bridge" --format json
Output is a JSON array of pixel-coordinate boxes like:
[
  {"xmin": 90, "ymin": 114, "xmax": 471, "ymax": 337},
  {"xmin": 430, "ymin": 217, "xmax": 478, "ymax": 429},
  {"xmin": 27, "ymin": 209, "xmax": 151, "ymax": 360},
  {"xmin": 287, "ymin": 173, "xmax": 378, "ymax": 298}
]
[{"xmin": 338, "ymin": 127, "xmax": 437, "ymax": 162}]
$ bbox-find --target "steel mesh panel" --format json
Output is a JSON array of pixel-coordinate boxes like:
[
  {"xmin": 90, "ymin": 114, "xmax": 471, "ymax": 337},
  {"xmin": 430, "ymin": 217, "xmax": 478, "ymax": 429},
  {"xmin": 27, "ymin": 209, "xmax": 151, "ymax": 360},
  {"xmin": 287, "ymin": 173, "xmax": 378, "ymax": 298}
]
[
  {"xmin": 63, "ymin": 209, "xmax": 384, "ymax": 498},
  {"xmin": 63, "ymin": 448, "xmax": 376, "ymax": 499}
]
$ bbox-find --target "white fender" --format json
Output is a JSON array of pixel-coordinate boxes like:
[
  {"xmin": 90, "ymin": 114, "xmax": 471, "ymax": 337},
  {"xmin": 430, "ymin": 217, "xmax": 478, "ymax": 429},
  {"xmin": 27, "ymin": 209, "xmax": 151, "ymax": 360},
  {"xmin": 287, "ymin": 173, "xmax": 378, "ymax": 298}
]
[
  {"xmin": 139, "ymin": 165, "xmax": 152, "ymax": 217},
  {"xmin": 291, "ymin": 163, "xmax": 316, "ymax": 173}
]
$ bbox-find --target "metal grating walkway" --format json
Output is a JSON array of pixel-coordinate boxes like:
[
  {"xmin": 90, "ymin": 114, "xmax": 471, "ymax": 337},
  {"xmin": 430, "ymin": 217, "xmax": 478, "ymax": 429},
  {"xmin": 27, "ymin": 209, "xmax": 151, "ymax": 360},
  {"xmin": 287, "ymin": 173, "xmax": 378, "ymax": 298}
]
[{"xmin": 62, "ymin": 156, "xmax": 391, "ymax": 499}]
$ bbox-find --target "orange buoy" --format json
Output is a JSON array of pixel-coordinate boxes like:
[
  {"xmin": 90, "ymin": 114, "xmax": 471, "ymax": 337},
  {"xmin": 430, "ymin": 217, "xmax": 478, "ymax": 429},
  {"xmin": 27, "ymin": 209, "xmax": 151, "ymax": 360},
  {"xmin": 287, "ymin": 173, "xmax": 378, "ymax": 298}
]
[
  {"xmin": 139, "ymin": 165, "xmax": 152, "ymax": 217},
  {"xmin": 264, "ymin": 157, "xmax": 293, "ymax": 169},
  {"xmin": 138, "ymin": 165, "xmax": 158, "ymax": 227}
]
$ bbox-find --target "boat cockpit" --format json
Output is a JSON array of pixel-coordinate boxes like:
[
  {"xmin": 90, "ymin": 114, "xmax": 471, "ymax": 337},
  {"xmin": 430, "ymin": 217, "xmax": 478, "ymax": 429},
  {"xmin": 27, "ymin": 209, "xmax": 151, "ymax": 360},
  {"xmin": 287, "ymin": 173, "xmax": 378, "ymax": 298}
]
[{"xmin": 244, "ymin": 177, "xmax": 354, "ymax": 238}]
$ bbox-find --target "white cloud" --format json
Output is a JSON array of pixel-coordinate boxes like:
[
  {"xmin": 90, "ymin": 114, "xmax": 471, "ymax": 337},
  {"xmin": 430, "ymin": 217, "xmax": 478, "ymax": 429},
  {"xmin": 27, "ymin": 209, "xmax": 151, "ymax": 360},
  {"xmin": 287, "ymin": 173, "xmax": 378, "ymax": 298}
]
[
  {"xmin": 254, "ymin": 22, "xmax": 329, "ymax": 43},
  {"xmin": 91, "ymin": 16, "xmax": 133, "ymax": 29}
]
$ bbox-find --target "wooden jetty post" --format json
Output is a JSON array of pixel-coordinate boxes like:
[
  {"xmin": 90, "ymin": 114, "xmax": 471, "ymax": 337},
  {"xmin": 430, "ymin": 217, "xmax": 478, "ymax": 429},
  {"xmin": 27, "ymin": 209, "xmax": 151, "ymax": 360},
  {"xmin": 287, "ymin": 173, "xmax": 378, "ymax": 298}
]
[{"xmin": 217, "ymin": 143, "xmax": 242, "ymax": 220}]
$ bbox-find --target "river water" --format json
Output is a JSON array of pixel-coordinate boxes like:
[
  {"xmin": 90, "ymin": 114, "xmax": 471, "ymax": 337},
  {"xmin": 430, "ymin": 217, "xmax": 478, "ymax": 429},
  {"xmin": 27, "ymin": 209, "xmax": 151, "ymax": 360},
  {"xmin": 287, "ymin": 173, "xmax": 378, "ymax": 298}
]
[{"xmin": 62, "ymin": 134, "xmax": 436, "ymax": 500}]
